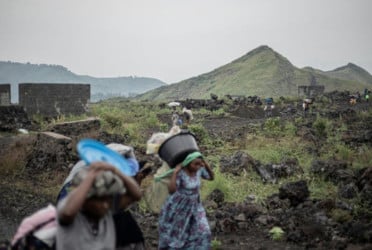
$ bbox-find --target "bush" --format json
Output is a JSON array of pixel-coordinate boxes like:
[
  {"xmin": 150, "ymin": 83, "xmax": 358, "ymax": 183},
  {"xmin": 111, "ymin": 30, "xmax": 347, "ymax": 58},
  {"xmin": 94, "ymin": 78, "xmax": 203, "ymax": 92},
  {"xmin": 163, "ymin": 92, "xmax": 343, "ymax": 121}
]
[
  {"xmin": 330, "ymin": 209, "xmax": 352, "ymax": 223},
  {"xmin": 188, "ymin": 124, "xmax": 210, "ymax": 145},
  {"xmin": 211, "ymin": 238, "xmax": 222, "ymax": 250},
  {"xmin": 102, "ymin": 113, "xmax": 123, "ymax": 129},
  {"xmin": 312, "ymin": 116, "xmax": 330, "ymax": 138}
]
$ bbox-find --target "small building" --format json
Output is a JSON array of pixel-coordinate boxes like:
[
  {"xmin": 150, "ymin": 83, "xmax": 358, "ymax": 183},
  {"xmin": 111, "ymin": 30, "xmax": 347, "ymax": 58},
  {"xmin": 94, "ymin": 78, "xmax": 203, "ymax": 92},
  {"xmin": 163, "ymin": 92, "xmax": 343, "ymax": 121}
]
[{"xmin": 19, "ymin": 83, "xmax": 90, "ymax": 117}]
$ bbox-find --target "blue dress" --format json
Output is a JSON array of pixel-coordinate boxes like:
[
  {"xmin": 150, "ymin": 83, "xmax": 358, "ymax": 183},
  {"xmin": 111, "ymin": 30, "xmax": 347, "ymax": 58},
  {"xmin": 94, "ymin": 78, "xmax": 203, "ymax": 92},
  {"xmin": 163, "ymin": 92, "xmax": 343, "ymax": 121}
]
[{"xmin": 158, "ymin": 168, "xmax": 211, "ymax": 250}]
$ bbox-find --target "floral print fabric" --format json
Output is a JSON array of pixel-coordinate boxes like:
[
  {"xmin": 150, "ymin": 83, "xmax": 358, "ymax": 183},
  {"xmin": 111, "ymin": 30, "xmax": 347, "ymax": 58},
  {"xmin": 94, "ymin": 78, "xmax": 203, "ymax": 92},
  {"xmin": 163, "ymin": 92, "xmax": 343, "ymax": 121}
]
[{"xmin": 158, "ymin": 168, "xmax": 211, "ymax": 250}]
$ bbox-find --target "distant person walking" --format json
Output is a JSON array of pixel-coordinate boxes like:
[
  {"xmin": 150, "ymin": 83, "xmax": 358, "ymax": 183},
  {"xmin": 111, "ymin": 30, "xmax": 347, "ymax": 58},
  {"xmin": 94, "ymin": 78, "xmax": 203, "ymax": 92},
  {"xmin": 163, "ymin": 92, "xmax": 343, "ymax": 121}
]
[
  {"xmin": 264, "ymin": 97, "xmax": 274, "ymax": 117},
  {"xmin": 364, "ymin": 89, "xmax": 370, "ymax": 103},
  {"xmin": 349, "ymin": 96, "xmax": 357, "ymax": 105},
  {"xmin": 182, "ymin": 107, "xmax": 193, "ymax": 126},
  {"xmin": 302, "ymin": 98, "xmax": 313, "ymax": 117}
]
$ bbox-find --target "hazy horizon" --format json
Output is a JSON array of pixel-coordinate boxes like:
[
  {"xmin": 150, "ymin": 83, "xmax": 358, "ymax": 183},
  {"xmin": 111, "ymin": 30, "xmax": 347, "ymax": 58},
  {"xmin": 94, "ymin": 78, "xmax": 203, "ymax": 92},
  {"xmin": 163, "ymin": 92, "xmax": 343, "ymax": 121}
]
[{"xmin": 1, "ymin": 0, "xmax": 371, "ymax": 84}]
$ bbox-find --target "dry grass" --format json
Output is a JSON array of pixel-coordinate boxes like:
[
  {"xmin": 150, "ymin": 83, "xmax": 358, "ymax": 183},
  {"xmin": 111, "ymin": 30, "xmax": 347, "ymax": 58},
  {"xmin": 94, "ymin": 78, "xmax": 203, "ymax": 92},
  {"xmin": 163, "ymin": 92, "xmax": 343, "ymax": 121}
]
[
  {"xmin": 0, "ymin": 134, "xmax": 69, "ymax": 199},
  {"xmin": 0, "ymin": 135, "xmax": 35, "ymax": 178}
]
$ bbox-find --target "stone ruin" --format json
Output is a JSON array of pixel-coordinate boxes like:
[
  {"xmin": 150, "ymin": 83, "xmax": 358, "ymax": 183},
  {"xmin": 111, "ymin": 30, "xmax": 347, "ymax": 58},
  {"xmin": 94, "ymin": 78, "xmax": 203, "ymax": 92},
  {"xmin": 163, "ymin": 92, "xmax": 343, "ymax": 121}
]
[
  {"xmin": 0, "ymin": 105, "xmax": 33, "ymax": 132},
  {"xmin": 19, "ymin": 83, "xmax": 90, "ymax": 117},
  {"xmin": 298, "ymin": 85, "xmax": 325, "ymax": 98},
  {"xmin": 26, "ymin": 118, "xmax": 101, "ymax": 172},
  {"xmin": 0, "ymin": 83, "xmax": 91, "ymax": 131}
]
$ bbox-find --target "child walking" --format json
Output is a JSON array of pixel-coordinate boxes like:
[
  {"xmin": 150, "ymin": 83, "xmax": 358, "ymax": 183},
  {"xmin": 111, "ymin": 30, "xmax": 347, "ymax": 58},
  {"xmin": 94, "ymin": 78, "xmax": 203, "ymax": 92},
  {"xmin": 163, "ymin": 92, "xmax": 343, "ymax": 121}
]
[
  {"xmin": 158, "ymin": 152, "xmax": 214, "ymax": 250},
  {"xmin": 56, "ymin": 162, "xmax": 142, "ymax": 250}
]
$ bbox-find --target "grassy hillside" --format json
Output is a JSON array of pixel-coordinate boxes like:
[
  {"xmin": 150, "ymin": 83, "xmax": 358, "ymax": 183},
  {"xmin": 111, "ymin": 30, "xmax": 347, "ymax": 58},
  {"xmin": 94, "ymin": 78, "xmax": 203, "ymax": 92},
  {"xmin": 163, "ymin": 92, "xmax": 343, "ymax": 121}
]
[
  {"xmin": 138, "ymin": 45, "xmax": 372, "ymax": 101},
  {"xmin": 306, "ymin": 63, "xmax": 372, "ymax": 85}
]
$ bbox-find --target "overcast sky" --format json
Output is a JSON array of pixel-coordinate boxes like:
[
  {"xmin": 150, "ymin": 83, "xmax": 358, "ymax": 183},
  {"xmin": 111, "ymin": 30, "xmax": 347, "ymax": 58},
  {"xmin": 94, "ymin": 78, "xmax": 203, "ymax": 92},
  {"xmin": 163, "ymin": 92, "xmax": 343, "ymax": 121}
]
[{"xmin": 1, "ymin": 0, "xmax": 371, "ymax": 84}]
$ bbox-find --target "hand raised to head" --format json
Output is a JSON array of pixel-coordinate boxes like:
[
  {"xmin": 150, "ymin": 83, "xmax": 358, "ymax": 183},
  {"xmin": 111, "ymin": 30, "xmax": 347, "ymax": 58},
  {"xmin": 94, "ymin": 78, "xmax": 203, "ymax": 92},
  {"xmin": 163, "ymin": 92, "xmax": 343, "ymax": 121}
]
[{"xmin": 89, "ymin": 161, "xmax": 117, "ymax": 174}]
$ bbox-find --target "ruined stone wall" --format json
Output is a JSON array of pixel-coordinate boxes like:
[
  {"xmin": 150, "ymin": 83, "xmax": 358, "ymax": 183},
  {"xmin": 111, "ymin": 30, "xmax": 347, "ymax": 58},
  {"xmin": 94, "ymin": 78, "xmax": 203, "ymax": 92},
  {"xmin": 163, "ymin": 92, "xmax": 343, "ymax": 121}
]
[
  {"xmin": 298, "ymin": 85, "xmax": 325, "ymax": 97},
  {"xmin": 0, "ymin": 105, "xmax": 32, "ymax": 131},
  {"xmin": 0, "ymin": 84, "xmax": 11, "ymax": 106},
  {"xmin": 19, "ymin": 83, "xmax": 90, "ymax": 117}
]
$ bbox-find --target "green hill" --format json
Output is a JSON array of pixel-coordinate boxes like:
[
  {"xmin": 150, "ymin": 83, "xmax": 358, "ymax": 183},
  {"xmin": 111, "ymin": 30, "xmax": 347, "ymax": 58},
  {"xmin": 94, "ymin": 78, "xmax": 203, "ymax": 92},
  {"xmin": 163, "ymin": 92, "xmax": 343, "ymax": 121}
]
[
  {"xmin": 0, "ymin": 61, "xmax": 166, "ymax": 103},
  {"xmin": 138, "ymin": 45, "xmax": 372, "ymax": 101},
  {"xmin": 306, "ymin": 63, "xmax": 372, "ymax": 84}
]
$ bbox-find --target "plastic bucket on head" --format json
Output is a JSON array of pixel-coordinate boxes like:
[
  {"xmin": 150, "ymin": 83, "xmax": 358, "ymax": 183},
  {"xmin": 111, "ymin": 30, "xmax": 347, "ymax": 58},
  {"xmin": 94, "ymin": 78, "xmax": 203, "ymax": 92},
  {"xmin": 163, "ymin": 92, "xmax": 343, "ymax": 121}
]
[{"xmin": 158, "ymin": 131, "xmax": 199, "ymax": 168}]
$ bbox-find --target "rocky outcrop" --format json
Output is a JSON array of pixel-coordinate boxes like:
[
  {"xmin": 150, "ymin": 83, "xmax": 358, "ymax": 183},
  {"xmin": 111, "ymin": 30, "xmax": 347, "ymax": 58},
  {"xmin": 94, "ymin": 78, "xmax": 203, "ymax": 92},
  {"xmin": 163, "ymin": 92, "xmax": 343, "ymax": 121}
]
[
  {"xmin": 26, "ymin": 132, "xmax": 76, "ymax": 172},
  {"xmin": 0, "ymin": 106, "xmax": 32, "ymax": 132},
  {"xmin": 47, "ymin": 117, "xmax": 101, "ymax": 137}
]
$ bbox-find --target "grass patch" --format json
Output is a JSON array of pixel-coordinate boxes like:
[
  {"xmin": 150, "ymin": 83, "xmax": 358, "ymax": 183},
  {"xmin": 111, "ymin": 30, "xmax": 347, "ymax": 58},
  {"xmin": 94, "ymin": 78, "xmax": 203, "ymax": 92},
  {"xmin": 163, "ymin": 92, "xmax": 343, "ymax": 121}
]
[
  {"xmin": 244, "ymin": 135, "xmax": 309, "ymax": 165},
  {"xmin": 307, "ymin": 176, "xmax": 338, "ymax": 199},
  {"xmin": 201, "ymin": 167, "xmax": 279, "ymax": 203}
]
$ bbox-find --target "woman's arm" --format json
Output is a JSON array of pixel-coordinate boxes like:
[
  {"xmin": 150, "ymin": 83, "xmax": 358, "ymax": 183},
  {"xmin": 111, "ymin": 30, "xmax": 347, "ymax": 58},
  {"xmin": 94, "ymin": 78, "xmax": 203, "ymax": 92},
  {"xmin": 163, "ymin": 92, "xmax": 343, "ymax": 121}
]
[
  {"xmin": 168, "ymin": 165, "xmax": 182, "ymax": 194},
  {"xmin": 89, "ymin": 162, "xmax": 143, "ymax": 209},
  {"xmin": 58, "ymin": 167, "xmax": 99, "ymax": 225},
  {"xmin": 114, "ymin": 170, "xmax": 142, "ymax": 209},
  {"xmin": 203, "ymin": 160, "xmax": 215, "ymax": 181}
]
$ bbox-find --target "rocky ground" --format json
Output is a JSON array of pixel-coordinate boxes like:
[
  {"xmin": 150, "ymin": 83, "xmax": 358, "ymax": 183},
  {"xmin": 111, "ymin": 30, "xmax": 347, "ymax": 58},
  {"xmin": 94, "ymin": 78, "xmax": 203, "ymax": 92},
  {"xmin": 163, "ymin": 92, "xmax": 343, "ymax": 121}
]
[{"xmin": 0, "ymin": 91, "xmax": 371, "ymax": 249}]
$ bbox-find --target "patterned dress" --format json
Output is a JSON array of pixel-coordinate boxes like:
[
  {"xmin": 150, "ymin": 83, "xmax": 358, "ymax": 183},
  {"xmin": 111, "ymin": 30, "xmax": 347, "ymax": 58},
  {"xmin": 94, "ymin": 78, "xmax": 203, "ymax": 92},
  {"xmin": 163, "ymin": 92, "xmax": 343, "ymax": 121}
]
[{"xmin": 158, "ymin": 168, "xmax": 211, "ymax": 250}]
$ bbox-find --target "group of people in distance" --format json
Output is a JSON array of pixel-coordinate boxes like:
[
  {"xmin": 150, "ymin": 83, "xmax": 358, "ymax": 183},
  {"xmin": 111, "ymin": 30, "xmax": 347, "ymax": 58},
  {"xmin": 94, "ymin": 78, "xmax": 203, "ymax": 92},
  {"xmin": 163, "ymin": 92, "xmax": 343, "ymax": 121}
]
[
  {"xmin": 9, "ymin": 140, "xmax": 214, "ymax": 250},
  {"xmin": 349, "ymin": 88, "xmax": 370, "ymax": 105},
  {"xmin": 264, "ymin": 97, "xmax": 313, "ymax": 117},
  {"xmin": 264, "ymin": 89, "xmax": 372, "ymax": 118}
]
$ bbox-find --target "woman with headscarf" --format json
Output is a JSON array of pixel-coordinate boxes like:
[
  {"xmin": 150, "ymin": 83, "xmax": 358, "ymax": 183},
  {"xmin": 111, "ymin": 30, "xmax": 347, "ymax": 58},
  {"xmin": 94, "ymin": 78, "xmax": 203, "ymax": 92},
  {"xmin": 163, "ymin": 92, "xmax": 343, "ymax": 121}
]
[{"xmin": 158, "ymin": 152, "xmax": 214, "ymax": 250}]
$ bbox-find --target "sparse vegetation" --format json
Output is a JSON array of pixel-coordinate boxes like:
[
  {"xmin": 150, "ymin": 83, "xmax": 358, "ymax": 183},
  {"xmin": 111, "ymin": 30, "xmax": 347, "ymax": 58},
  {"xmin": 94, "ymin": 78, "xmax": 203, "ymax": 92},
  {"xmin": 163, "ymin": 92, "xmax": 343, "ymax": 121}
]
[
  {"xmin": 1, "ymin": 97, "xmax": 371, "ymax": 210},
  {"xmin": 86, "ymin": 99, "xmax": 371, "ymax": 205}
]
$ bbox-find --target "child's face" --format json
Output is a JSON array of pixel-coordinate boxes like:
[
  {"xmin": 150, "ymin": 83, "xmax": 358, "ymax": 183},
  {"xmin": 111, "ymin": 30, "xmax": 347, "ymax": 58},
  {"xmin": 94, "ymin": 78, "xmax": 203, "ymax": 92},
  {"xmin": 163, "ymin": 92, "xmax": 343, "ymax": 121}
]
[
  {"xmin": 187, "ymin": 158, "xmax": 204, "ymax": 172},
  {"xmin": 83, "ymin": 196, "xmax": 113, "ymax": 219}
]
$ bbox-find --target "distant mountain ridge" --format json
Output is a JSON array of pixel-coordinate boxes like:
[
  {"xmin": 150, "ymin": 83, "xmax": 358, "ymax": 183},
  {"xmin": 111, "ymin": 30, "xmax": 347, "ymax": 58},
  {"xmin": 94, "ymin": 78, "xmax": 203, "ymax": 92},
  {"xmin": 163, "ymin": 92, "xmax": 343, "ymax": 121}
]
[
  {"xmin": 138, "ymin": 45, "xmax": 372, "ymax": 101},
  {"xmin": 0, "ymin": 61, "xmax": 166, "ymax": 103},
  {"xmin": 316, "ymin": 63, "xmax": 372, "ymax": 84}
]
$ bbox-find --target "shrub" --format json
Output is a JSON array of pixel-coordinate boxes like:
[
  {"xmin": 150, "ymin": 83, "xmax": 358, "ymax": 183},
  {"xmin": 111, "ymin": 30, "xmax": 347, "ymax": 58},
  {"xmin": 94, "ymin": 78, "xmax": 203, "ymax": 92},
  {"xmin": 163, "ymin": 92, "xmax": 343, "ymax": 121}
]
[
  {"xmin": 269, "ymin": 227, "xmax": 285, "ymax": 240},
  {"xmin": 330, "ymin": 209, "xmax": 352, "ymax": 223},
  {"xmin": 188, "ymin": 124, "xmax": 210, "ymax": 145},
  {"xmin": 312, "ymin": 116, "xmax": 330, "ymax": 138},
  {"xmin": 211, "ymin": 238, "xmax": 222, "ymax": 250},
  {"xmin": 283, "ymin": 121, "xmax": 297, "ymax": 137},
  {"xmin": 262, "ymin": 117, "xmax": 282, "ymax": 137},
  {"xmin": 102, "ymin": 113, "xmax": 123, "ymax": 129},
  {"xmin": 335, "ymin": 143, "xmax": 354, "ymax": 162}
]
